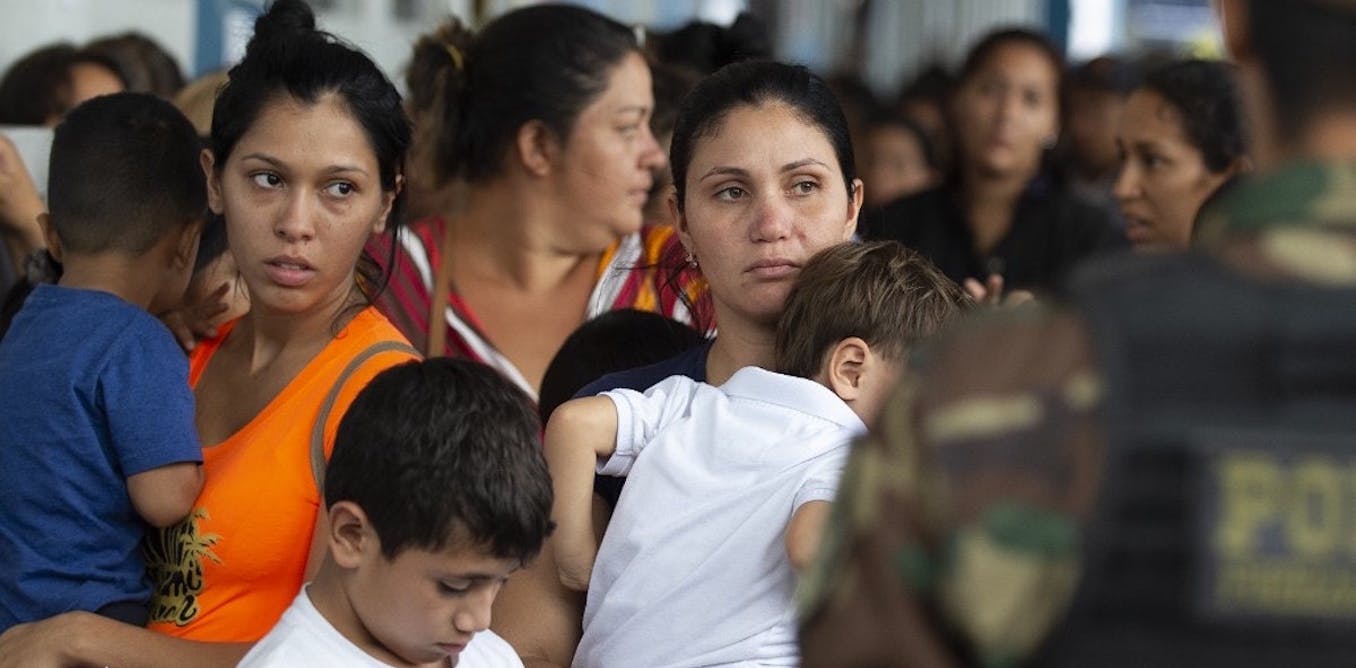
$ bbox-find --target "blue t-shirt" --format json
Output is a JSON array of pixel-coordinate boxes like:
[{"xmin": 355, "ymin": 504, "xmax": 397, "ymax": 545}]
[
  {"xmin": 579, "ymin": 342, "xmax": 710, "ymax": 507},
  {"xmin": 0, "ymin": 284, "xmax": 201, "ymax": 630}
]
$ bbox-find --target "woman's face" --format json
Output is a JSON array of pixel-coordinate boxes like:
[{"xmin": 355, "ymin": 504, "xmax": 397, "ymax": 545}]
[
  {"xmin": 1114, "ymin": 88, "xmax": 1233, "ymax": 250},
  {"xmin": 46, "ymin": 62, "xmax": 124, "ymax": 126},
  {"xmin": 552, "ymin": 51, "xmax": 667, "ymax": 251},
  {"xmin": 676, "ymin": 102, "xmax": 861, "ymax": 328},
  {"xmin": 952, "ymin": 42, "xmax": 1059, "ymax": 180},
  {"xmin": 205, "ymin": 94, "xmax": 395, "ymax": 317}
]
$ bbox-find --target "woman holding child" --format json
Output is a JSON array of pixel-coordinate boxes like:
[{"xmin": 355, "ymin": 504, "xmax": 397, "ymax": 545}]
[
  {"xmin": 492, "ymin": 59, "xmax": 869, "ymax": 668},
  {"xmin": 0, "ymin": 1, "xmax": 418, "ymax": 665}
]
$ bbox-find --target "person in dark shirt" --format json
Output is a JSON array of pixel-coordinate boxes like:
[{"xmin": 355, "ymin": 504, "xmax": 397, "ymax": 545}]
[{"xmin": 863, "ymin": 29, "xmax": 1125, "ymax": 299}]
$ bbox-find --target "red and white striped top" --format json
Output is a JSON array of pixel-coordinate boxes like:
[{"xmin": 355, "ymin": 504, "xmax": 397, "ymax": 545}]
[{"xmin": 368, "ymin": 217, "xmax": 711, "ymax": 400}]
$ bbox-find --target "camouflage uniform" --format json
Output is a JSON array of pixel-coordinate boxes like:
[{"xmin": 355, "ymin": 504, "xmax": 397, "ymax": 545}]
[{"xmin": 798, "ymin": 162, "xmax": 1356, "ymax": 667}]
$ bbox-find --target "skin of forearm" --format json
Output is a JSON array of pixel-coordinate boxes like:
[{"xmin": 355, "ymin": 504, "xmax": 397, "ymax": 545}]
[
  {"xmin": 544, "ymin": 399, "xmax": 616, "ymax": 590},
  {"xmin": 30, "ymin": 611, "xmax": 252, "ymax": 668}
]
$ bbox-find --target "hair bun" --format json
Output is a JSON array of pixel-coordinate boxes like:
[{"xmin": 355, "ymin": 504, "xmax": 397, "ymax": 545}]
[
  {"xmin": 251, "ymin": 0, "xmax": 317, "ymax": 45},
  {"xmin": 406, "ymin": 17, "xmax": 474, "ymax": 117}
]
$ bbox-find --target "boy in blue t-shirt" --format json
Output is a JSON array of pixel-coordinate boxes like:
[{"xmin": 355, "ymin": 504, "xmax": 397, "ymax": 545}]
[{"xmin": 0, "ymin": 93, "xmax": 207, "ymax": 631}]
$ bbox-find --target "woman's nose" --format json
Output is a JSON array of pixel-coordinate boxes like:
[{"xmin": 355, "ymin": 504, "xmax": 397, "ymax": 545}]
[
  {"xmin": 274, "ymin": 192, "xmax": 316, "ymax": 243},
  {"xmin": 751, "ymin": 192, "xmax": 793, "ymax": 242}
]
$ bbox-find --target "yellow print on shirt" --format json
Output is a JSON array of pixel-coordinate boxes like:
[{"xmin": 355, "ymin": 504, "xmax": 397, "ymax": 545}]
[
  {"xmin": 1211, "ymin": 454, "xmax": 1356, "ymax": 619},
  {"xmin": 143, "ymin": 507, "xmax": 222, "ymax": 626}
]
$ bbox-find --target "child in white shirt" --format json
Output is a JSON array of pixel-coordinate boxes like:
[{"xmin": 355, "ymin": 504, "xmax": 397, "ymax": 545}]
[{"xmin": 546, "ymin": 241, "xmax": 970, "ymax": 667}]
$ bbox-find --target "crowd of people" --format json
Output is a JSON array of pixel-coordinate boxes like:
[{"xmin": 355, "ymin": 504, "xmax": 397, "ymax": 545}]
[{"xmin": 0, "ymin": 0, "xmax": 1351, "ymax": 666}]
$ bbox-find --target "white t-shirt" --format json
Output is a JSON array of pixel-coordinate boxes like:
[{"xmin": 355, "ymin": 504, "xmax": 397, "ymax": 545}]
[
  {"xmin": 238, "ymin": 588, "xmax": 523, "ymax": 667},
  {"xmin": 574, "ymin": 367, "xmax": 864, "ymax": 668}
]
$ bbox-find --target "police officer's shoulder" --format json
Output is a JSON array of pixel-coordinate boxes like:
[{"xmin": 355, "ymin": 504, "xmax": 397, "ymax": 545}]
[{"xmin": 904, "ymin": 302, "xmax": 1103, "ymax": 458}]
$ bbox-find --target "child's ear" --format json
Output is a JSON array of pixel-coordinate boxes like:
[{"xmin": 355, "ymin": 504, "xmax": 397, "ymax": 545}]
[
  {"xmin": 200, "ymin": 149, "xmax": 224, "ymax": 215},
  {"xmin": 37, "ymin": 213, "xmax": 62, "ymax": 263},
  {"xmin": 173, "ymin": 219, "xmax": 204, "ymax": 271},
  {"xmin": 328, "ymin": 501, "xmax": 375, "ymax": 569},
  {"xmin": 824, "ymin": 336, "xmax": 871, "ymax": 402}
]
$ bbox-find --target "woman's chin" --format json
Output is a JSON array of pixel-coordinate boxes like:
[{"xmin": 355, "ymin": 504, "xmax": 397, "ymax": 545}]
[
  {"xmin": 972, "ymin": 149, "xmax": 1038, "ymax": 180},
  {"xmin": 730, "ymin": 286, "xmax": 794, "ymax": 329}
]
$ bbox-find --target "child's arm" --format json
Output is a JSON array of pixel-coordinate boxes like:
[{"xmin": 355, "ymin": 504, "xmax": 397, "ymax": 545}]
[
  {"xmin": 543, "ymin": 396, "xmax": 619, "ymax": 592},
  {"xmin": 786, "ymin": 500, "xmax": 833, "ymax": 573},
  {"xmin": 127, "ymin": 462, "xmax": 204, "ymax": 528}
]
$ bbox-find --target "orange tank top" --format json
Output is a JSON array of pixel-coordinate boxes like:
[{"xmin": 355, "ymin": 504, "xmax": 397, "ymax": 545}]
[{"xmin": 144, "ymin": 307, "xmax": 418, "ymax": 642}]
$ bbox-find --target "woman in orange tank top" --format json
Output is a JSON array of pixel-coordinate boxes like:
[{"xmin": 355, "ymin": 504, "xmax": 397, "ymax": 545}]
[{"xmin": 0, "ymin": 2, "xmax": 417, "ymax": 665}]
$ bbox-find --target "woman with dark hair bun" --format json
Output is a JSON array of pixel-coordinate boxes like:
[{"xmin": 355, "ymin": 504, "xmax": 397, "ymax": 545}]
[
  {"xmin": 375, "ymin": 4, "xmax": 708, "ymax": 402},
  {"xmin": 1115, "ymin": 59, "xmax": 1248, "ymax": 249},
  {"xmin": 0, "ymin": 2, "xmax": 419, "ymax": 665},
  {"xmin": 864, "ymin": 28, "xmax": 1124, "ymax": 301}
]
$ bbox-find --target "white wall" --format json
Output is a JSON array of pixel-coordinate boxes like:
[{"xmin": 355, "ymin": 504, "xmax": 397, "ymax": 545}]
[
  {"xmin": 863, "ymin": 0, "xmax": 1047, "ymax": 97},
  {"xmin": 0, "ymin": 0, "xmax": 195, "ymax": 79},
  {"xmin": 0, "ymin": 0, "xmax": 473, "ymax": 90},
  {"xmin": 1, "ymin": 0, "xmax": 768, "ymax": 86},
  {"xmin": 314, "ymin": 0, "xmax": 472, "ymax": 90}
]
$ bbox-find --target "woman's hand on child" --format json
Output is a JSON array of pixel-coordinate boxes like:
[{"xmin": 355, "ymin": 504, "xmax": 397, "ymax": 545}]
[
  {"xmin": 162, "ymin": 282, "xmax": 233, "ymax": 353},
  {"xmin": 0, "ymin": 611, "xmax": 86, "ymax": 668},
  {"xmin": 0, "ymin": 136, "xmax": 46, "ymax": 263}
]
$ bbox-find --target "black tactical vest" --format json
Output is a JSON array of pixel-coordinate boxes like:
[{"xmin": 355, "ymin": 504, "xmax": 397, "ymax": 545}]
[{"xmin": 1031, "ymin": 250, "xmax": 1356, "ymax": 666}]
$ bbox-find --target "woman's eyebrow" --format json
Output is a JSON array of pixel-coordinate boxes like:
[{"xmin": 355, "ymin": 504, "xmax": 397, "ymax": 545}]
[
  {"xmin": 699, "ymin": 166, "xmax": 751, "ymax": 182},
  {"xmin": 780, "ymin": 158, "xmax": 829, "ymax": 173},
  {"xmin": 700, "ymin": 159, "xmax": 830, "ymax": 182},
  {"xmin": 239, "ymin": 153, "xmax": 370, "ymax": 176}
]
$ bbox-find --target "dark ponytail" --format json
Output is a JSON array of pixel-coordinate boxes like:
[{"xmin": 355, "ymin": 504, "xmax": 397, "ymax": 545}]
[
  {"xmin": 406, "ymin": 17, "xmax": 475, "ymax": 187},
  {"xmin": 421, "ymin": 4, "xmax": 639, "ymax": 186}
]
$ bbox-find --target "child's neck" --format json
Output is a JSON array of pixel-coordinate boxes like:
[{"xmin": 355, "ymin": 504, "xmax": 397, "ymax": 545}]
[
  {"xmin": 57, "ymin": 253, "xmax": 158, "ymax": 310},
  {"xmin": 307, "ymin": 561, "xmax": 446, "ymax": 668}
]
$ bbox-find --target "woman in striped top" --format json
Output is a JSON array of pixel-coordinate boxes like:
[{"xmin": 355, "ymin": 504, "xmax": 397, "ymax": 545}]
[{"xmin": 372, "ymin": 6, "xmax": 710, "ymax": 401}]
